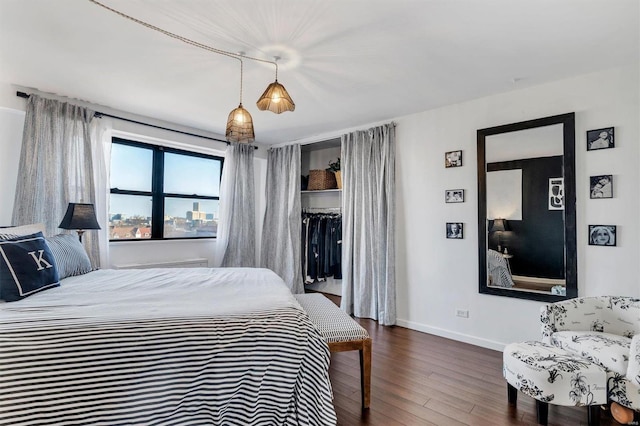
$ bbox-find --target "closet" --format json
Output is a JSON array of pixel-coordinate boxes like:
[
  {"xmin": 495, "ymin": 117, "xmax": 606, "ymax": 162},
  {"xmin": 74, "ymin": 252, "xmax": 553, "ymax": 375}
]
[{"xmin": 301, "ymin": 138, "xmax": 342, "ymax": 296}]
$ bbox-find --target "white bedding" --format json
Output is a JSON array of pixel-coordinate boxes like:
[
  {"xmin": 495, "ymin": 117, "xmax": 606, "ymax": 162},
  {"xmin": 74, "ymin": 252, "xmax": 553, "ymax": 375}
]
[
  {"xmin": 0, "ymin": 267, "xmax": 337, "ymax": 426},
  {"xmin": 1, "ymin": 267, "xmax": 299, "ymax": 324}
]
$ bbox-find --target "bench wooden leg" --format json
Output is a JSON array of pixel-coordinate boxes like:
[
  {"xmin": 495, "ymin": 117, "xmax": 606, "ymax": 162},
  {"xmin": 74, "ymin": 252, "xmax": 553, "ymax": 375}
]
[{"xmin": 359, "ymin": 338, "xmax": 371, "ymax": 409}]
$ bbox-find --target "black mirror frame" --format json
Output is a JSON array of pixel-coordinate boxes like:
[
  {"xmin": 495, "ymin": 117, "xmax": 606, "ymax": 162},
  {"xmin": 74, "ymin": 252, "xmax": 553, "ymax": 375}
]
[{"xmin": 477, "ymin": 112, "xmax": 577, "ymax": 302}]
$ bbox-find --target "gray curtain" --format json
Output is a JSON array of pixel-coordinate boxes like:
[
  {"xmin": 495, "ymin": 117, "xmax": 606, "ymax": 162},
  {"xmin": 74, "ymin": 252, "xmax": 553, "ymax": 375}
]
[
  {"xmin": 261, "ymin": 144, "xmax": 303, "ymax": 294},
  {"xmin": 218, "ymin": 143, "xmax": 256, "ymax": 267},
  {"xmin": 341, "ymin": 123, "xmax": 396, "ymax": 325},
  {"xmin": 12, "ymin": 95, "xmax": 101, "ymax": 267}
]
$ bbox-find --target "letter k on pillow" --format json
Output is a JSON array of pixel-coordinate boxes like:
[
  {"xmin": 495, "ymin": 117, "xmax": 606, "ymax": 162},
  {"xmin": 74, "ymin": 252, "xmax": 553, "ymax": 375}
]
[{"xmin": 0, "ymin": 232, "xmax": 60, "ymax": 302}]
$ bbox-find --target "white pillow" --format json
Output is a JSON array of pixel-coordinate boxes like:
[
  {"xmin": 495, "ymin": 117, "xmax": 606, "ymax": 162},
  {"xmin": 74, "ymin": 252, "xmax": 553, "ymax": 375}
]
[{"xmin": 0, "ymin": 223, "xmax": 47, "ymax": 239}]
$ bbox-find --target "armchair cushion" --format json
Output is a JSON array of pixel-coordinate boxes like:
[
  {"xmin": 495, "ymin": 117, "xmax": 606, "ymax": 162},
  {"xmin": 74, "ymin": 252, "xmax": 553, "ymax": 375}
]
[
  {"xmin": 541, "ymin": 296, "xmax": 640, "ymax": 344},
  {"xmin": 628, "ymin": 335, "xmax": 640, "ymax": 387},
  {"xmin": 541, "ymin": 296, "xmax": 640, "ymax": 411},
  {"xmin": 551, "ymin": 331, "xmax": 630, "ymax": 375}
]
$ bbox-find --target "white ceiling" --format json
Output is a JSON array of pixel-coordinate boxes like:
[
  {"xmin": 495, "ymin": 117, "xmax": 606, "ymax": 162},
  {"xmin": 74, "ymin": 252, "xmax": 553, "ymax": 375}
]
[{"xmin": 1, "ymin": 0, "xmax": 638, "ymax": 145}]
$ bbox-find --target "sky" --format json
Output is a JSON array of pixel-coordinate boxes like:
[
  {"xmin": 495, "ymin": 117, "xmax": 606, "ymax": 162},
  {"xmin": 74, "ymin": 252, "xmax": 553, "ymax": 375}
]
[{"xmin": 109, "ymin": 144, "xmax": 221, "ymax": 218}]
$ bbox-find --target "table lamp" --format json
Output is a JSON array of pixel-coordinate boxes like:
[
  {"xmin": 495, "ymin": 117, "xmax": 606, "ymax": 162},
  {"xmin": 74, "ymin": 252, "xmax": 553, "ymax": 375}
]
[{"xmin": 59, "ymin": 203, "xmax": 101, "ymax": 242}]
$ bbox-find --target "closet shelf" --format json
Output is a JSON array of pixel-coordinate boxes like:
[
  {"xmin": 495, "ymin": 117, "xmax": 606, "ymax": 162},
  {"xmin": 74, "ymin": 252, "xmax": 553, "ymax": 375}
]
[{"xmin": 301, "ymin": 189, "xmax": 342, "ymax": 194}]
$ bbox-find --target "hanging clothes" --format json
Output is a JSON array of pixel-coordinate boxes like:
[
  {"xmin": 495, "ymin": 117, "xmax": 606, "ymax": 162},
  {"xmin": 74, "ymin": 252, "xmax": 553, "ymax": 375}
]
[{"xmin": 302, "ymin": 212, "xmax": 342, "ymax": 284}]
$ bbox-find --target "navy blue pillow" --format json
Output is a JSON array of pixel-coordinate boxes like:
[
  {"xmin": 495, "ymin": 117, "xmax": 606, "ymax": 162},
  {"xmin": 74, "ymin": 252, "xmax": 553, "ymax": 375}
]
[{"xmin": 0, "ymin": 232, "xmax": 60, "ymax": 302}]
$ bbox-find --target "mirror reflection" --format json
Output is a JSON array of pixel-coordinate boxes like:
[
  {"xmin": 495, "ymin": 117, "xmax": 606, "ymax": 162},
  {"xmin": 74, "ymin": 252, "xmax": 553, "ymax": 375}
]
[
  {"xmin": 486, "ymin": 124, "xmax": 565, "ymax": 294},
  {"xmin": 477, "ymin": 113, "xmax": 577, "ymax": 302}
]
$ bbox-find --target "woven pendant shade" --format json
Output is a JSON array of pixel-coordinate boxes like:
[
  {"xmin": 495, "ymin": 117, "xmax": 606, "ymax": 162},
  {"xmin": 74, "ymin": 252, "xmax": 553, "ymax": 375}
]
[
  {"xmin": 256, "ymin": 80, "xmax": 295, "ymax": 114},
  {"xmin": 86, "ymin": 3, "xmax": 297, "ymax": 143},
  {"xmin": 225, "ymin": 103, "xmax": 255, "ymax": 143}
]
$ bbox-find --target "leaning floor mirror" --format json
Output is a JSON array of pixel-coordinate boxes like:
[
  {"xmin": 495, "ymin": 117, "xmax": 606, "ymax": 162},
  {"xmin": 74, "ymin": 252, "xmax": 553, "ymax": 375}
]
[{"xmin": 477, "ymin": 113, "xmax": 577, "ymax": 302}]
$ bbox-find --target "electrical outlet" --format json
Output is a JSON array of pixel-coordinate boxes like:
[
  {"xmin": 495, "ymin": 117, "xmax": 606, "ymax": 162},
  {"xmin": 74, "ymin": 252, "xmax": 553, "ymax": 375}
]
[{"xmin": 456, "ymin": 309, "xmax": 469, "ymax": 318}]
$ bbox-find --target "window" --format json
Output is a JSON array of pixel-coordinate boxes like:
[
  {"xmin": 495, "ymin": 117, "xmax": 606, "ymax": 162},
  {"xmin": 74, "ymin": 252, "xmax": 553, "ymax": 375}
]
[{"xmin": 109, "ymin": 138, "xmax": 223, "ymax": 240}]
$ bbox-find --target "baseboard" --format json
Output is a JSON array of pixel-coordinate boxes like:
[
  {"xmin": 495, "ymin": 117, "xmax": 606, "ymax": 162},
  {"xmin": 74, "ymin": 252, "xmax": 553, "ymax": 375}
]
[{"xmin": 396, "ymin": 318, "xmax": 506, "ymax": 352}]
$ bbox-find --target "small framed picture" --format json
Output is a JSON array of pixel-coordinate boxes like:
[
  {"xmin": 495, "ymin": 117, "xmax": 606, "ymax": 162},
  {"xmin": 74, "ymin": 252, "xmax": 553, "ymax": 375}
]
[
  {"xmin": 587, "ymin": 127, "xmax": 614, "ymax": 151},
  {"xmin": 588, "ymin": 225, "xmax": 616, "ymax": 246},
  {"xmin": 590, "ymin": 175, "xmax": 613, "ymax": 199},
  {"xmin": 548, "ymin": 177, "xmax": 564, "ymax": 210},
  {"xmin": 446, "ymin": 222, "xmax": 463, "ymax": 239},
  {"xmin": 445, "ymin": 189, "xmax": 465, "ymax": 203},
  {"xmin": 445, "ymin": 150, "xmax": 463, "ymax": 168}
]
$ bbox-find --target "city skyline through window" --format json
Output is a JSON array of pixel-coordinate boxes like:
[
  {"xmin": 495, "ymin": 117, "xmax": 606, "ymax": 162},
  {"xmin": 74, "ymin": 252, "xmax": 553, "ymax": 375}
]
[{"xmin": 109, "ymin": 139, "xmax": 222, "ymax": 240}]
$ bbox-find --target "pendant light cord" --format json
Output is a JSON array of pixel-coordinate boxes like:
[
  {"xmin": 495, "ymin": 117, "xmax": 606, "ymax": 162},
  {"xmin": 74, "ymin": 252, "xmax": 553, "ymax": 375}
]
[
  {"xmin": 239, "ymin": 59, "xmax": 244, "ymax": 105},
  {"xmin": 88, "ymin": 0, "xmax": 279, "ymax": 70}
]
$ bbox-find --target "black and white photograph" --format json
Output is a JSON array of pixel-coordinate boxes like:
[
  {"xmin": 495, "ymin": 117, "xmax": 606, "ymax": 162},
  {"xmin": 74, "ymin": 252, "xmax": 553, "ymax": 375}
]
[
  {"xmin": 548, "ymin": 177, "xmax": 564, "ymax": 210},
  {"xmin": 587, "ymin": 127, "xmax": 614, "ymax": 151},
  {"xmin": 588, "ymin": 225, "xmax": 616, "ymax": 246},
  {"xmin": 445, "ymin": 189, "xmax": 464, "ymax": 203},
  {"xmin": 445, "ymin": 150, "xmax": 462, "ymax": 168},
  {"xmin": 446, "ymin": 222, "xmax": 463, "ymax": 239},
  {"xmin": 590, "ymin": 175, "xmax": 613, "ymax": 199}
]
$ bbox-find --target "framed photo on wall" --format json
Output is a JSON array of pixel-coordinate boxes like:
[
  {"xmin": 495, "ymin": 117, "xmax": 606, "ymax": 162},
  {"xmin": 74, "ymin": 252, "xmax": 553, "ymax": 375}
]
[
  {"xmin": 586, "ymin": 127, "xmax": 614, "ymax": 151},
  {"xmin": 588, "ymin": 225, "xmax": 616, "ymax": 246},
  {"xmin": 445, "ymin": 189, "xmax": 464, "ymax": 203},
  {"xmin": 590, "ymin": 175, "xmax": 613, "ymax": 199},
  {"xmin": 446, "ymin": 222, "xmax": 463, "ymax": 239},
  {"xmin": 445, "ymin": 150, "xmax": 462, "ymax": 168}
]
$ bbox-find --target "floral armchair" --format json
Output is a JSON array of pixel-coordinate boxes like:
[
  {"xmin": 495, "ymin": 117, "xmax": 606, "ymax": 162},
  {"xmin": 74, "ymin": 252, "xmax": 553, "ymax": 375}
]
[{"xmin": 540, "ymin": 296, "xmax": 640, "ymax": 412}]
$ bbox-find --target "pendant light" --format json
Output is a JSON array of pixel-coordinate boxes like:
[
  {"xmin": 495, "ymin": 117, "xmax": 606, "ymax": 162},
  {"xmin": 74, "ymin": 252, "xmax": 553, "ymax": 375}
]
[
  {"xmin": 256, "ymin": 57, "xmax": 295, "ymax": 114},
  {"xmin": 226, "ymin": 59, "xmax": 255, "ymax": 143},
  {"xmin": 89, "ymin": 0, "xmax": 295, "ymax": 142}
]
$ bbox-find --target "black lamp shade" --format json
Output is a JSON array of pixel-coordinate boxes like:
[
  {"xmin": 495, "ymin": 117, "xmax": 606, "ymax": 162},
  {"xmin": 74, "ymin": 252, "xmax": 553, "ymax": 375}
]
[
  {"xmin": 489, "ymin": 218, "xmax": 508, "ymax": 233},
  {"xmin": 59, "ymin": 203, "xmax": 101, "ymax": 230}
]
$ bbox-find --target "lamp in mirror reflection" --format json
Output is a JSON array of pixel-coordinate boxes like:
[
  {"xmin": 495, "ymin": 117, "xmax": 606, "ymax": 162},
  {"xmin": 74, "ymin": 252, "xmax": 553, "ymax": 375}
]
[
  {"xmin": 489, "ymin": 218, "xmax": 509, "ymax": 253},
  {"xmin": 59, "ymin": 203, "xmax": 101, "ymax": 242}
]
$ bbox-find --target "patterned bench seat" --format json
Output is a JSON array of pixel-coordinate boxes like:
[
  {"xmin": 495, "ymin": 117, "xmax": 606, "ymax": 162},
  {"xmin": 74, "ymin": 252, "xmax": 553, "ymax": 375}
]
[{"xmin": 295, "ymin": 293, "xmax": 372, "ymax": 409}]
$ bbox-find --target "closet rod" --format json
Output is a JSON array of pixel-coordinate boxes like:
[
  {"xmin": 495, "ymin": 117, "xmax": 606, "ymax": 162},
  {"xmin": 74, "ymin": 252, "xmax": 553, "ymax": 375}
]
[
  {"xmin": 303, "ymin": 207, "xmax": 342, "ymax": 212},
  {"xmin": 16, "ymin": 91, "xmax": 258, "ymax": 149}
]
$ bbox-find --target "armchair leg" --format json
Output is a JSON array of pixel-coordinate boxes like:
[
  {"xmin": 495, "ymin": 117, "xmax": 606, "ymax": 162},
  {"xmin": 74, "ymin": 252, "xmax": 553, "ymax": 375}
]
[
  {"xmin": 588, "ymin": 405, "xmax": 600, "ymax": 426},
  {"xmin": 507, "ymin": 383, "xmax": 517, "ymax": 405},
  {"xmin": 536, "ymin": 400, "xmax": 548, "ymax": 425}
]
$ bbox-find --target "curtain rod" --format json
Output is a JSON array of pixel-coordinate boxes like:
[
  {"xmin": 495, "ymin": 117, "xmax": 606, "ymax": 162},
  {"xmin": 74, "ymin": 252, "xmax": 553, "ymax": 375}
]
[{"xmin": 16, "ymin": 91, "xmax": 257, "ymax": 149}]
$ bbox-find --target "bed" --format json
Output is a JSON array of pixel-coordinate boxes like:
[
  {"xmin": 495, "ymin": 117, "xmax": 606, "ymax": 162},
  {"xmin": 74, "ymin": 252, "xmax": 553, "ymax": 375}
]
[{"xmin": 0, "ymin": 266, "xmax": 337, "ymax": 426}]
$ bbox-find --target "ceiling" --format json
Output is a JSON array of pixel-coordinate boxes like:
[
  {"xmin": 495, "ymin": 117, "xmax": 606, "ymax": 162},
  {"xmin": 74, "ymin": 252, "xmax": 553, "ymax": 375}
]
[{"xmin": 1, "ymin": 0, "xmax": 638, "ymax": 145}]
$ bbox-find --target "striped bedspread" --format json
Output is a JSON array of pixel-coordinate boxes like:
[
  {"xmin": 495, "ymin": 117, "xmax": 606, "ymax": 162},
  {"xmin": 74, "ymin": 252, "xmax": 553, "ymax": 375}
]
[{"xmin": 0, "ymin": 268, "xmax": 336, "ymax": 426}]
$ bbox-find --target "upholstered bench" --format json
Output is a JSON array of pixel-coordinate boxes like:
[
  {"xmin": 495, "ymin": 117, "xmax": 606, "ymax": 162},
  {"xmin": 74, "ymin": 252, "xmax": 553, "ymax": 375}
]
[
  {"xmin": 294, "ymin": 293, "xmax": 372, "ymax": 409},
  {"xmin": 504, "ymin": 341, "xmax": 607, "ymax": 426}
]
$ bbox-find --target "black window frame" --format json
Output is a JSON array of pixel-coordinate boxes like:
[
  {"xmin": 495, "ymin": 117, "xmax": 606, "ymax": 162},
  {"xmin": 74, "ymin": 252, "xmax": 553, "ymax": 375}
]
[{"xmin": 109, "ymin": 137, "xmax": 224, "ymax": 241}]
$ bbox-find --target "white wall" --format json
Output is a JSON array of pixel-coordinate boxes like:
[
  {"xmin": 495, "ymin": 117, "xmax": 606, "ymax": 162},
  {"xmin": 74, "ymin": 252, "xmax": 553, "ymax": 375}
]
[
  {"xmin": 0, "ymin": 82, "xmax": 268, "ymax": 268},
  {"xmin": 395, "ymin": 64, "xmax": 639, "ymax": 350}
]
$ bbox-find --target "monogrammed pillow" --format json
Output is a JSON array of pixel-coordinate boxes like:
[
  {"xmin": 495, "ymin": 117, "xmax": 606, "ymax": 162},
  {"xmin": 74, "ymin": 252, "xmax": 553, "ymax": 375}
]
[{"xmin": 0, "ymin": 232, "xmax": 60, "ymax": 302}]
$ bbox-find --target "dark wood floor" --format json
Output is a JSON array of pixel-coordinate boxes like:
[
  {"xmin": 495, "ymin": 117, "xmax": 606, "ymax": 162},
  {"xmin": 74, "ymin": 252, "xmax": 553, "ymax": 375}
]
[{"xmin": 328, "ymin": 317, "xmax": 622, "ymax": 426}]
